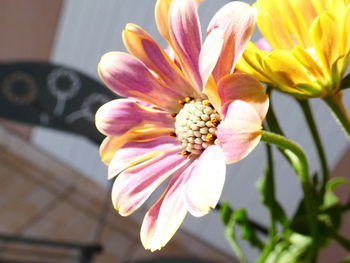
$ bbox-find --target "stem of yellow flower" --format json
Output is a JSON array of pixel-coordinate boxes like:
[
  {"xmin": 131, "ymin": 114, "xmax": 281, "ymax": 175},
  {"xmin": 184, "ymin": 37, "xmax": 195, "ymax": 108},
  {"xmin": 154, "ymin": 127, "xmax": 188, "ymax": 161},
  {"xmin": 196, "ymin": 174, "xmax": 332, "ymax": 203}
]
[
  {"xmin": 297, "ymin": 99, "xmax": 329, "ymax": 197},
  {"xmin": 323, "ymin": 92, "xmax": 350, "ymax": 139},
  {"xmin": 261, "ymin": 130, "xmax": 319, "ymax": 262}
]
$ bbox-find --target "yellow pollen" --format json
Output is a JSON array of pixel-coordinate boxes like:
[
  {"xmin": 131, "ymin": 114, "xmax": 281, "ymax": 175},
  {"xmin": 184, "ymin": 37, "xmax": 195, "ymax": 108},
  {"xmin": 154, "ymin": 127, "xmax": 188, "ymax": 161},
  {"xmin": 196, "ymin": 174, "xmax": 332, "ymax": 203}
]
[
  {"xmin": 181, "ymin": 150, "xmax": 190, "ymax": 156},
  {"xmin": 206, "ymin": 133, "xmax": 214, "ymax": 141},
  {"xmin": 178, "ymin": 99, "xmax": 185, "ymax": 105},
  {"xmin": 211, "ymin": 118, "xmax": 220, "ymax": 126},
  {"xmin": 185, "ymin": 96, "xmax": 193, "ymax": 103},
  {"xmin": 202, "ymin": 100, "xmax": 211, "ymax": 107}
]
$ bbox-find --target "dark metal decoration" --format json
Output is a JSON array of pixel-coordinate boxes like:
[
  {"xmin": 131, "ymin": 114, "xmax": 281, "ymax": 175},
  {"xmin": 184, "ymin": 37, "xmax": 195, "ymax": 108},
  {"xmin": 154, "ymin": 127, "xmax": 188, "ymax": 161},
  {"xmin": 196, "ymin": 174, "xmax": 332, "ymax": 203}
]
[
  {"xmin": 0, "ymin": 62, "xmax": 115, "ymax": 262},
  {"xmin": 0, "ymin": 62, "xmax": 116, "ymax": 144}
]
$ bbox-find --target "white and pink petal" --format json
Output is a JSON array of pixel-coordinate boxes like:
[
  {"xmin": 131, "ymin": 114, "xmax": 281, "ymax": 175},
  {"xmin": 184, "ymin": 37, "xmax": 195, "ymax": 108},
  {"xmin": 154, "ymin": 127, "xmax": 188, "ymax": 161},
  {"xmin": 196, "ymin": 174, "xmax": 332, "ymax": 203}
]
[
  {"xmin": 169, "ymin": 0, "xmax": 203, "ymax": 90},
  {"xmin": 185, "ymin": 145, "xmax": 226, "ymax": 217},
  {"xmin": 141, "ymin": 159, "xmax": 195, "ymax": 251},
  {"xmin": 207, "ymin": 2, "xmax": 257, "ymax": 80},
  {"xmin": 112, "ymin": 148, "xmax": 186, "ymax": 216},
  {"xmin": 217, "ymin": 73, "xmax": 269, "ymax": 120},
  {"xmin": 217, "ymin": 100, "xmax": 263, "ymax": 164},
  {"xmin": 199, "ymin": 27, "xmax": 224, "ymax": 88}
]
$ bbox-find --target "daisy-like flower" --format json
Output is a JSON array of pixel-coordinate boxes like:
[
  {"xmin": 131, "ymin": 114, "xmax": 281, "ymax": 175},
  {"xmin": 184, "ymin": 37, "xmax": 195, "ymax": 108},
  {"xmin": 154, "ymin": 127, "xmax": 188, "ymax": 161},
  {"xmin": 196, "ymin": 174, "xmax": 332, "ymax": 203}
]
[
  {"xmin": 96, "ymin": 0, "xmax": 268, "ymax": 251},
  {"xmin": 237, "ymin": 0, "xmax": 350, "ymax": 98}
]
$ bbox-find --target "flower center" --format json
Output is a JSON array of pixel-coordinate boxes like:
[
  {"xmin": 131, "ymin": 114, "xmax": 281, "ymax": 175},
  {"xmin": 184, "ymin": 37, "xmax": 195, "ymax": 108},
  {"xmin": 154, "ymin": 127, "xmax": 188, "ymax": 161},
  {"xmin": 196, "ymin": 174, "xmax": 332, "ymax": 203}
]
[{"xmin": 174, "ymin": 99, "xmax": 221, "ymax": 156}]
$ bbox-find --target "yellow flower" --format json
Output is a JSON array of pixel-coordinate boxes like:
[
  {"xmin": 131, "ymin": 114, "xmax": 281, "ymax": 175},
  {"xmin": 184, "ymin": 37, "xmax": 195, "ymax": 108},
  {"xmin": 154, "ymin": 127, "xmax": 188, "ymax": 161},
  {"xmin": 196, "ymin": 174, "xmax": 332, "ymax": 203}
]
[{"xmin": 237, "ymin": 0, "xmax": 350, "ymax": 99}]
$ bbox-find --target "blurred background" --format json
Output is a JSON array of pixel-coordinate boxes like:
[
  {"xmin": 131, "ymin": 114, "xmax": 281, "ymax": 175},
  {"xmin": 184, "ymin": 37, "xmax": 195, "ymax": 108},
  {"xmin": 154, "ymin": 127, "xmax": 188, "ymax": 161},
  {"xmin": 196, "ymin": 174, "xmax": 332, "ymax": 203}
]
[{"xmin": 0, "ymin": 0, "xmax": 349, "ymax": 262}]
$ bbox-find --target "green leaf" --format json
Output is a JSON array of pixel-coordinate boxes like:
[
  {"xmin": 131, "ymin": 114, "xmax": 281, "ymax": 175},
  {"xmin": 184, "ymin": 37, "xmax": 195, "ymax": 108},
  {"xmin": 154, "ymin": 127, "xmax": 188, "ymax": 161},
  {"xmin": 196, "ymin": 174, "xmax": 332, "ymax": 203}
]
[
  {"xmin": 322, "ymin": 177, "xmax": 348, "ymax": 210},
  {"xmin": 220, "ymin": 204, "xmax": 248, "ymax": 263},
  {"xmin": 257, "ymin": 169, "xmax": 289, "ymax": 227},
  {"xmin": 341, "ymin": 256, "xmax": 350, "ymax": 263},
  {"xmin": 220, "ymin": 204, "xmax": 265, "ymax": 251},
  {"xmin": 220, "ymin": 202, "xmax": 232, "ymax": 226},
  {"xmin": 265, "ymin": 233, "xmax": 312, "ymax": 263},
  {"xmin": 234, "ymin": 209, "xmax": 265, "ymax": 250}
]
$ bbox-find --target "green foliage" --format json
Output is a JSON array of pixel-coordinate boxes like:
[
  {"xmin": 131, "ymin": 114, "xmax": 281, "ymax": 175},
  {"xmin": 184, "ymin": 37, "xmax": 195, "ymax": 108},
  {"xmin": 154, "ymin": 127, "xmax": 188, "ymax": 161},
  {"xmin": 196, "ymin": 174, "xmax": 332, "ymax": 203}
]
[
  {"xmin": 264, "ymin": 233, "xmax": 312, "ymax": 263},
  {"xmin": 257, "ymin": 167, "xmax": 288, "ymax": 228},
  {"xmin": 220, "ymin": 203, "xmax": 265, "ymax": 251},
  {"xmin": 322, "ymin": 177, "xmax": 348, "ymax": 210},
  {"xmin": 342, "ymin": 257, "xmax": 350, "ymax": 263}
]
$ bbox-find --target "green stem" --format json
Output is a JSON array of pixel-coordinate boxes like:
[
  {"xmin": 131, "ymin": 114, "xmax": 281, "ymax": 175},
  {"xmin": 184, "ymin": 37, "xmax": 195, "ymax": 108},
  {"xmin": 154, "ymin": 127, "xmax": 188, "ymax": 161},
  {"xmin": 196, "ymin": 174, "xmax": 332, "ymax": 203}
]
[
  {"xmin": 265, "ymin": 87, "xmax": 285, "ymax": 136},
  {"xmin": 341, "ymin": 202, "xmax": 350, "ymax": 212},
  {"xmin": 256, "ymin": 144, "xmax": 276, "ymax": 263},
  {"xmin": 332, "ymin": 232, "xmax": 350, "ymax": 252},
  {"xmin": 265, "ymin": 88, "xmax": 294, "ymax": 166},
  {"xmin": 324, "ymin": 93, "xmax": 350, "ymax": 139},
  {"xmin": 297, "ymin": 99, "xmax": 329, "ymax": 196},
  {"xmin": 266, "ymin": 143, "xmax": 277, "ymax": 238},
  {"xmin": 225, "ymin": 216, "xmax": 248, "ymax": 263},
  {"xmin": 261, "ymin": 131, "xmax": 319, "ymax": 262}
]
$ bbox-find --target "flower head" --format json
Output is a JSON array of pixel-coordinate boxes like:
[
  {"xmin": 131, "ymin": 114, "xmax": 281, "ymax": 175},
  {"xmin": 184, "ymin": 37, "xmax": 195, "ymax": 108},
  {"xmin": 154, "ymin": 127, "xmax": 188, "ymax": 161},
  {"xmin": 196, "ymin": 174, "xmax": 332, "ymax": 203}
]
[
  {"xmin": 96, "ymin": 0, "xmax": 268, "ymax": 251},
  {"xmin": 237, "ymin": 0, "xmax": 350, "ymax": 98}
]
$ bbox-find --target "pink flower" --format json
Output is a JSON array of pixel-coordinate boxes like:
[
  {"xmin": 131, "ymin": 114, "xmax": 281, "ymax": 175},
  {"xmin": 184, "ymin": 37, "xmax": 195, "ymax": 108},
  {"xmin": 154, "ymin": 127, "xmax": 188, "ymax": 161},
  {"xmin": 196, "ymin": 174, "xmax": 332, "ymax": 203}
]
[{"xmin": 96, "ymin": 0, "xmax": 268, "ymax": 251}]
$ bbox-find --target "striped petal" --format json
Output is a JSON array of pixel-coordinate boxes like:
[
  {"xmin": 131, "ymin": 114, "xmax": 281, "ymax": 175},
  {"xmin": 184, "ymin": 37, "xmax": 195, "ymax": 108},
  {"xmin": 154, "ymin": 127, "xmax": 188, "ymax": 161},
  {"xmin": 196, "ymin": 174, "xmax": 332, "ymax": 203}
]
[
  {"xmin": 122, "ymin": 24, "xmax": 198, "ymax": 98},
  {"xmin": 199, "ymin": 27, "xmax": 224, "ymax": 110},
  {"xmin": 217, "ymin": 73, "xmax": 269, "ymax": 121},
  {"xmin": 95, "ymin": 99, "xmax": 173, "ymax": 137},
  {"xmin": 98, "ymin": 52, "xmax": 183, "ymax": 112},
  {"xmin": 112, "ymin": 148, "xmax": 186, "ymax": 216},
  {"xmin": 108, "ymin": 136, "xmax": 178, "ymax": 179},
  {"xmin": 141, "ymin": 160, "xmax": 194, "ymax": 251},
  {"xmin": 186, "ymin": 145, "xmax": 226, "ymax": 216},
  {"xmin": 100, "ymin": 135, "xmax": 131, "ymax": 165},
  {"xmin": 155, "ymin": 0, "xmax": 172, "ymax": 42},
  {"xmin": 169, "ymin": 0, "xmax": 202, "ymax": 90},
  {"xmin": 100, "ymin": 128, "xmax": 173, "ymax": 165},
  {"xmin": 207, "ymin": 1, "xmax": 257, "ymax": 81},
  {"xmin": 199, "ymin": 27, "xmax": 224, "ymax": 88},
  {"xmin": 217, "ymin": 100, "xmax": 262, "ymax": 164}
]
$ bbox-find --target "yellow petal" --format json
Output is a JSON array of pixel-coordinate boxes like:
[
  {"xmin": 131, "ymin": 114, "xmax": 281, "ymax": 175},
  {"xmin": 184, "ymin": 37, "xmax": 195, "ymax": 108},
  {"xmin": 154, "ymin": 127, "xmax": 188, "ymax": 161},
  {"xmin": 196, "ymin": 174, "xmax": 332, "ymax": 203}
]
[
  {"xmin": 310, "ymin": 11, "xmax": 340, "ymax": 75},
  {"xmin": 256, "ymin": 0, "xmax": 294, "ymax": 49},
  {"xmin": 291, "ymin": 45, "xmax": 324, "ymax": 80},
  {"xmin": 285, "ymin": 0, "xmax": 316, "ymax": 47},
  {"xmin": 310, "ymin": 0, "xmax": 326, "ymax": 14},
  {"xmin": 262, "ymin": 50, "xmax": 315, "ymax": 94},
  {"xmin": 236, "ymin": 42, "xmax": 271, "ymax": 83},
  {"xmin": 342, "ymin": 5, "xmax": 350, "ymax": 55}
]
